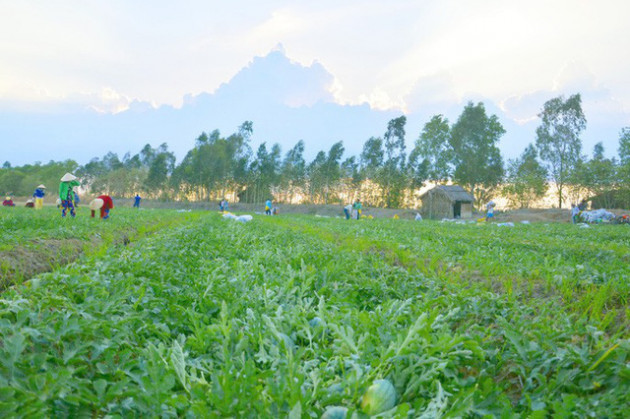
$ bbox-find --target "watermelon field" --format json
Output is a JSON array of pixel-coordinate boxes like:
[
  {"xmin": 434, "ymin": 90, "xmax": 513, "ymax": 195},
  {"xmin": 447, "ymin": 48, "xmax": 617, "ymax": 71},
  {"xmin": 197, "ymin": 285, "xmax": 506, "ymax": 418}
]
[{"xmin": 0, "ymin": 208, "xmax": 629, "ymax": 417}]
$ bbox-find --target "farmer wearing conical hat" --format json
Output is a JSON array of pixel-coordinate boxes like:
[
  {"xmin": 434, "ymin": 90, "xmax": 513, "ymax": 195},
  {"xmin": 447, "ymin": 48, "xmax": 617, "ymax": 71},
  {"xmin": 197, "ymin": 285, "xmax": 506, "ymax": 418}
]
[
  {"xmin": 89, "ymin": 195, "xmax": 114, "ymax": 219},
  {"xmin": 33, "ymin": 184, "xmax": 46, "ymax": 210},
  {"xmin": 59, "ymin": 173, "xmax": 80, "ymax": 217}
]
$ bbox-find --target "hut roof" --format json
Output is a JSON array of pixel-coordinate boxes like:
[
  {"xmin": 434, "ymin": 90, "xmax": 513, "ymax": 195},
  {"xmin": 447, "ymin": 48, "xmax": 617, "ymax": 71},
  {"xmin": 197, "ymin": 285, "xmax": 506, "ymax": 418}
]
[{"xmin": 420, "ymin": 185, "xmax": 474, "ymax": 202}]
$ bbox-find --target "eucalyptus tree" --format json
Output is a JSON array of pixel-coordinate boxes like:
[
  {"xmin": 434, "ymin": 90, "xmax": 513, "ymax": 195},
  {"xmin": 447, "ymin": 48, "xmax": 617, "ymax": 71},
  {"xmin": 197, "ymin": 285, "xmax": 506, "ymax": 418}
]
[
  {"xmin": 144, "ymin": 144, "xmax": 176, "ymax": 197},
  {"xmin": 381, "ymin": 116, "xmax": 407, "ymax": 207},
  {"xmin": 502, "ymin": 144, "xmax": 548, "ymax": 208},
  {"xmin": 450, "ymin": 102, "xmax": 505, "ymax": 204},
  {"xmin": 280, "ymin": 140, "xmax": 306, "ymax": 202},
  {"xmin": 340, "ymin": 156, "xmax": 362, "ymax": 201},
  {"xmin": 535, "ymin": 94, "xmax": 586, "ymax": 208},
  {"xmin": 571, "ymin": 142, "xmax": 617, "ymax": 208},
  {"xmin": 307, "ymin": 142, "xmax": 345, "ymax": 204},
  {"xmin": 359, "ymin": 137, "xmax": 384, "ymax": 206},
  {"xmin": 409, "ymin": 114, "xmax": 452, "ymax": 184}
]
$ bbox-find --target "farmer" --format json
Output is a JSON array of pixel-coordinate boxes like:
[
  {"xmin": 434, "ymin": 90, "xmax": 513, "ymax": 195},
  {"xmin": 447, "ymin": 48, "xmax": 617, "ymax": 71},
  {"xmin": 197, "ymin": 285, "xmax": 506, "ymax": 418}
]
[
  {"xmin": 571, "ymin": 204, "xmax": 580, "ymax": 224},
  {"xmin": 33, "ymin": 184, "xmax": 46, "ymax": 210},
  {"xmin": 59, "ymin": 173, "xmax": 80, "ymax": 217},
  {"xmin": 25, "ymin": 199, "xmax": 35, "ymax": 208},
  {"xmin": 219, "ymin": 198, "xmax": 228, "ymax": 212},
  {"xmin": 133, "ymin": 193, "xmax": 142, "ymax": 208},
  {"xmin": 352, "ymin": 199, "xmax": 362, "ymax": 220},
  {"xmin": 2, "ymin": 196, "xmax": 15, "ymax": 206},
  {"xmin": 485, "ymin": 201, "xmax": 495, "ymax": 222},
  {"xmin": 265, "ymin": 198, "xmax": 272, "ymax": 215},
  {"xmin": 343, "ymin": 203, "xmax": 352, "ymax": 220},
  {"xmin": 90, "ymin": 195, "xmax": 114, "ymax": 219}
]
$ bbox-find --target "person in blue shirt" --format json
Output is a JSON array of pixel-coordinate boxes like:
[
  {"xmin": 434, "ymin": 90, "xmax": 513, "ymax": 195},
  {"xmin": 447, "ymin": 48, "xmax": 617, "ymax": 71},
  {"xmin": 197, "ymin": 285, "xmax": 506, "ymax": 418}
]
[
  {"xmin": 134, "ymin": 194, "xmax": 142, "ymax": 208},
  {"xmin": 219, "ymin": 198, "xmax": 228, "ymax": 212},
  {"xmin": 33, "ymin": 184, "xmax": 46, "ymax": 210},
  {"xmin": 485, "ymin": 201, "xmax": 495, "ymax": 222},
  {"xmin": 265, "ymin": 199, "xmax": 272, "ymax": 215}
]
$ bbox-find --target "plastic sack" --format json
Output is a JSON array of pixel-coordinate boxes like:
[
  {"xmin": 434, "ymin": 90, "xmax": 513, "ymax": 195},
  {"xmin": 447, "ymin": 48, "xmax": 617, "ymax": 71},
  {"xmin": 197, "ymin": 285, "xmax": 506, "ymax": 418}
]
[{"xmin": 581, "ymin": 209, "xmax": 615, "ymax": 223}]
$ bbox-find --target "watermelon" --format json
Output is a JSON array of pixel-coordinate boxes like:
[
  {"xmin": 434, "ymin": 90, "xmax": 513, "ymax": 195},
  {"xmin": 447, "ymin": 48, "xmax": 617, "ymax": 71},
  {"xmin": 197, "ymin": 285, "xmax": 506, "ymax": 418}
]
[
  {"xmin": 309, "ymin": 316, "xmax": 324, "ymax": 329},
  {"xmin": 360, "ymin": 379, "xmax": 396, "ymax": 415},
  {"xmin": 321, "ymin": 406, "xmax": 348, "ymax": 419}
]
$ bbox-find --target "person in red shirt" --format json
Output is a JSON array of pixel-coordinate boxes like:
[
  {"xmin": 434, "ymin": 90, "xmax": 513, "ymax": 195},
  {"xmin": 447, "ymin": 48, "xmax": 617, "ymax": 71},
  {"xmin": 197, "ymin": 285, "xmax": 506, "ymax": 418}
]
[{"xmin": 89, "ymin": 195, "xmax": 114, "ymax": 219}]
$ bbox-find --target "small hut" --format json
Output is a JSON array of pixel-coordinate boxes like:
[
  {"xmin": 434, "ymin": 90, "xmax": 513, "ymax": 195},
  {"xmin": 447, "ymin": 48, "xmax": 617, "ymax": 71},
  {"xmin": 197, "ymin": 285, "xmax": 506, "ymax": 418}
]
[{"xmin": 420, "ymin": 185, "xmax": 474, "ymax": 219}]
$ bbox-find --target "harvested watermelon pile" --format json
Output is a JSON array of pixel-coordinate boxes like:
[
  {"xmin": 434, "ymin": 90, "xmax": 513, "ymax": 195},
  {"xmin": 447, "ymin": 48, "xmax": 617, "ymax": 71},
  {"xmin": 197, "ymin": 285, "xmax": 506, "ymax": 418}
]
[{"xmin": 0, "ymin": 213, "xmax": 628, "ymax": 417}]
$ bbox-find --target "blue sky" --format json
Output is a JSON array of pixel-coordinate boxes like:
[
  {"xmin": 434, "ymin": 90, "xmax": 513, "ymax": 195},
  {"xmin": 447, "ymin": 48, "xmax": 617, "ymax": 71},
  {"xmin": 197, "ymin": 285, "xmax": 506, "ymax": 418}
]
[{"xmin": 1, "ymin": 0, "xmax": 629, "ymax": 164}]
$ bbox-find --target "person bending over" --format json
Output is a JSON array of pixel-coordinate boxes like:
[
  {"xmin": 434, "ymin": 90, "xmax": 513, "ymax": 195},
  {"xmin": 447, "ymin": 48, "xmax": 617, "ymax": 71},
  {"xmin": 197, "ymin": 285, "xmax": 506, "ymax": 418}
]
[{"xmin": 90, "ymin": 195, "xmax": 114, "ymax": 219}]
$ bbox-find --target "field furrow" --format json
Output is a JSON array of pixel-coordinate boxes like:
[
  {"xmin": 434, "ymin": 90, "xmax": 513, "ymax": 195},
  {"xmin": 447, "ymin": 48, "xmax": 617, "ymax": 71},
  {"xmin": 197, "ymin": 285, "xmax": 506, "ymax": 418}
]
[{"xmin": 267, "ymin": 216, "xmax": 630, "ymax": 332}]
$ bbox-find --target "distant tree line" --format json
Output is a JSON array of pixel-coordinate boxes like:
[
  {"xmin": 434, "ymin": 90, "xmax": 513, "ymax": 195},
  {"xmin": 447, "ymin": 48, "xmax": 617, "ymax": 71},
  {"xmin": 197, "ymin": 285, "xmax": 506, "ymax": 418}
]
[{"xmin": 2, "ymin": 93, "xmax": 630, "ymax": 209}]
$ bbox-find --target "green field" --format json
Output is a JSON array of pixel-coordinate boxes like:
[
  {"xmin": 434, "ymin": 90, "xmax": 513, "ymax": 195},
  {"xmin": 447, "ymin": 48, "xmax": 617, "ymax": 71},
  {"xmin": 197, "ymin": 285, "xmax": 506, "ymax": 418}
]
[
  {"xmin": 0, "ymin": 207, "xmax": 196, "ymax": 289},
  {"xmin": 0, "ymin": 211, "xmax": 628, "ymax": 417}
]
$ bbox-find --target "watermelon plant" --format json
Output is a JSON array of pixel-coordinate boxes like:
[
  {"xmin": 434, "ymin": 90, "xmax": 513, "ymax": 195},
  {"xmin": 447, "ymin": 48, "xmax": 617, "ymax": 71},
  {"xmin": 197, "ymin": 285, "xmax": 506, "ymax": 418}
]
[
  {"xmin": 0, "ymin": 206, "xmax": 196, "ymax": 289},
  {"xmin": 0, "ymin": 212, "xmax": 627, "ymax": 416}
]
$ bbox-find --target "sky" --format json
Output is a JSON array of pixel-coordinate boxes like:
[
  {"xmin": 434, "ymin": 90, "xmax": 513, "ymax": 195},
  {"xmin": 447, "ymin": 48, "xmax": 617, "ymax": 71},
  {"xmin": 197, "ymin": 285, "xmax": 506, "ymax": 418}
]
[{"xmin": 1, "ymin": 0, "xmax": 629, "ymax": 164}]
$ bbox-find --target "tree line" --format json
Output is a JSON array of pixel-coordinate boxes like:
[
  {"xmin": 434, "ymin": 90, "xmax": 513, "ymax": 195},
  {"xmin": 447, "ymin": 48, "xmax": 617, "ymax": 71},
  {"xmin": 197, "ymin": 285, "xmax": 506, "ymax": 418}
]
[{"xmin": 2, "ymin": 93, "xmax": 630, "ymax": 209}]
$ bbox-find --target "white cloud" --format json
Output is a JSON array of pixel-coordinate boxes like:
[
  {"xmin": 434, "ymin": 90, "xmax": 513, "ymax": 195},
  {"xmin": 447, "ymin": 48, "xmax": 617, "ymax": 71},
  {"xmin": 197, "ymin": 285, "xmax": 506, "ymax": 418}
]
[
  {"xmin": 499, "ymin": 62, "xmax": 629, "ymax": 126},
  {"xmin": 0, "ymin": 0, "xmax": 629, "ymax": 127}
]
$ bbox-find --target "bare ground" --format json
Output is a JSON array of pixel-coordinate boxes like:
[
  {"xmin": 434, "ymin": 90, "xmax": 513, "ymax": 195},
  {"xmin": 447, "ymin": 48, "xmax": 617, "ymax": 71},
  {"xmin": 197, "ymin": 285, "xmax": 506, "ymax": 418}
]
[
  {"xmin": 0, "ymin": 237, "xmax": 101, "ymax": 290},
  {"xmin": 11, "ymin": 196, "xmax": 627, "ymax": 222}
]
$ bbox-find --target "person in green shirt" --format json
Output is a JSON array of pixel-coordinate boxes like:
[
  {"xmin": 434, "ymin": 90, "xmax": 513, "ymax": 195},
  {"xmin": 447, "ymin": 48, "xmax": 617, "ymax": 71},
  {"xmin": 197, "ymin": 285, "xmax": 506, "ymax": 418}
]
[
  {"xmin": 59, "ymin": 173, "xmax": 80, "ymax": 218},
  {"xmin": 352, "ymin": 199, "xmax": 362, "ymax": 220}
]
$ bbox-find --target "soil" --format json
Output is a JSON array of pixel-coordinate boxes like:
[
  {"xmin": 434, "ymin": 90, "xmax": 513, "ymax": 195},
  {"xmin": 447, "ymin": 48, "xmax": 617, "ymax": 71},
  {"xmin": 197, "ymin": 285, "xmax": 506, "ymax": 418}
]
[
  {"xmin": 0, "ymin": 237, "xmax": 101, "ymax": 291},
  {"xmin": 494, "ymin": 208, "xmax": 570, "ymax": 223}
]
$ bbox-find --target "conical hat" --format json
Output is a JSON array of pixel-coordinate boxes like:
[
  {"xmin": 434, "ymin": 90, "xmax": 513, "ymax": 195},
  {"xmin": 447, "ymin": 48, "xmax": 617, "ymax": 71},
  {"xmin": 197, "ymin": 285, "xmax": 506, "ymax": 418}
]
[
  {"xmin": 89, "ymin": 198, "xmax": 104, "ymax": 210},
  {"xmin": 37, "ymin": 184, "xmax": 46, "ymax": 189},
  {"xmin": 60, "ymin": 173, "xmax": 77, "ymax": 182}
]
